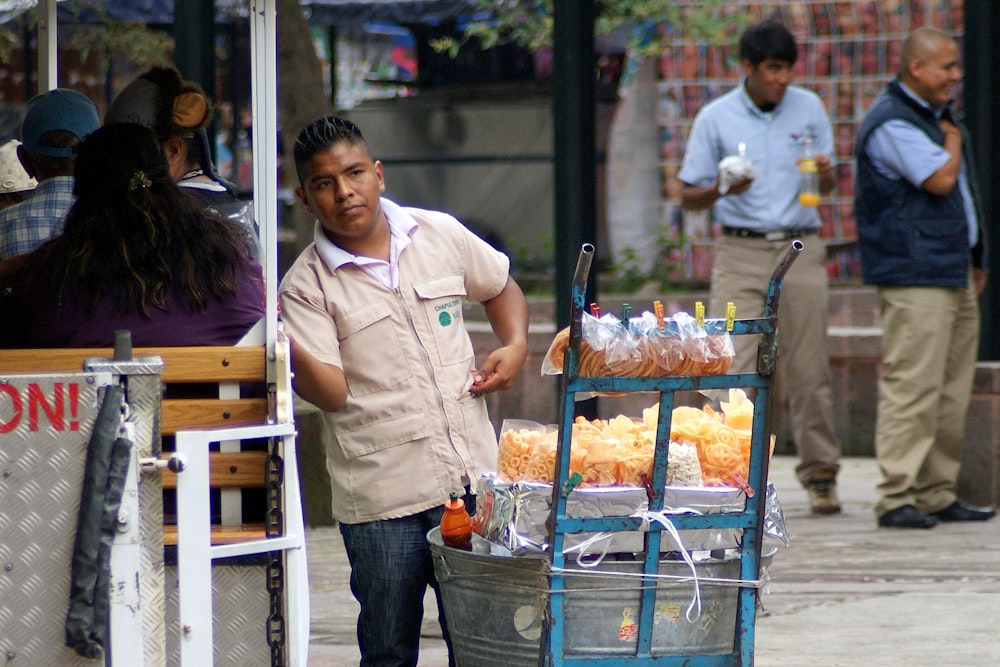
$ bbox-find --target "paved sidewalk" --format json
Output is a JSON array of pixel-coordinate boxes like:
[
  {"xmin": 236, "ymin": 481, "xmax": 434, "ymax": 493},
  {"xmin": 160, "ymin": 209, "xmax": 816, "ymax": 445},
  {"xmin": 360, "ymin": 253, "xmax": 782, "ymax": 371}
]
[{"xmin": 305, "ymin": 456, "xmax": 1000, "ymax": 666}]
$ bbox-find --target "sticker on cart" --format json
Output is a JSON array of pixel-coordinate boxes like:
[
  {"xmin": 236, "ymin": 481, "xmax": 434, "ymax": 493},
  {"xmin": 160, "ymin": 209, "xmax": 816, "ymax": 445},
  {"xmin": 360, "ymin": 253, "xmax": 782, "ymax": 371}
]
[
  {"xmin": 513, "ymin": 604, "xmax": 543, "ymax": 640},
  {"xmin": 655, "ymin": 603, "xmax": 682, "ymax": 624},
  {"xmin": 618, "ymin": 608, "xmax": 638, "ymax": 641}
]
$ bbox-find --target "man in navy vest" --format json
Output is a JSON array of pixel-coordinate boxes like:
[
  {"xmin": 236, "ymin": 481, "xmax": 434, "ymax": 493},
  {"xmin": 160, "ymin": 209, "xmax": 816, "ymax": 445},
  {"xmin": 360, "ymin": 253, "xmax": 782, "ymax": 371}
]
[{"xmin": 855, "ymin": 27, "xmax": 994, "ymax": 529}]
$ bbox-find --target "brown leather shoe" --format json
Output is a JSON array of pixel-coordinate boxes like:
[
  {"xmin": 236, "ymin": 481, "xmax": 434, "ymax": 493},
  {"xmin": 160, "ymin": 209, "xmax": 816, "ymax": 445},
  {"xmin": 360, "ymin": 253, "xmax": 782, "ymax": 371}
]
[{"xmin": 807, "ymin": 476, "xmax": 842, "ymax": 515}]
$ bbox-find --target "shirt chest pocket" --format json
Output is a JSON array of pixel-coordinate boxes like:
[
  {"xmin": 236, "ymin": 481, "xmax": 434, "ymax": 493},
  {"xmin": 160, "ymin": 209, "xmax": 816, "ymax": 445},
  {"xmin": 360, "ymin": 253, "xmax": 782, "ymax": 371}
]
[
  {"xmin": 413, "ymin": 274, "xmax": 474, "ymax": 367},
  {"xmin": 337, "ymin": 304, "xmax": 414, "ymax": 398}
]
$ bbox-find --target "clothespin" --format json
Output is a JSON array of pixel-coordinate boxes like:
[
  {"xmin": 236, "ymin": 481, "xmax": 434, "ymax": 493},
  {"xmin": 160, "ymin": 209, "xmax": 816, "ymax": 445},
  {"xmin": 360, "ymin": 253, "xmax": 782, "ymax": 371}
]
[
  {"xmin": 590, "ymin": 302, "xmax": 601, "ymax": 317},
  {"xmin": 695, "ymin": 301, "xmax": 705, "ymax": 328},
  {"xmin": 726, "ymin": 302, "xmax": 736, "ymax": 332},
  {"xmin": 653, "ymin": 300, "xmax": 665, "ymax": 330},
  {"xmin": 639, "ymin": 472, "xmax": 657, "ymax": 500},
  {"xmin": 730, "ymin": 471, "xmax": 755, "ymax": 498},
  {"xmin": 621, "ymin": 303, "xmax": 631, "ymax": 331},
  {"xmin": 562, "ymin": 471, "xmax": 583, "ymax": 497}
]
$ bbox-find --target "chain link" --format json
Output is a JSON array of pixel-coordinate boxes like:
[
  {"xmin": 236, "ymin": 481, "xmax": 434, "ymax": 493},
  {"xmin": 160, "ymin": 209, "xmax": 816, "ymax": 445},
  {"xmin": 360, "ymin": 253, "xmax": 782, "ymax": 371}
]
[{"xmin": 265, "ymin": 440, "xmax": 286, "ymax": 666}]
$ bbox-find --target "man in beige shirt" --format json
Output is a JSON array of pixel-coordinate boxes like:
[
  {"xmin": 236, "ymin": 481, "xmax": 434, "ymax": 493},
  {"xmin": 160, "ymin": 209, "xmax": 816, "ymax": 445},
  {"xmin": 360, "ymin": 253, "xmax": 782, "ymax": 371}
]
[{"xmin": 279, "ymin": 116, "xmax": 528, "ymax": 666}]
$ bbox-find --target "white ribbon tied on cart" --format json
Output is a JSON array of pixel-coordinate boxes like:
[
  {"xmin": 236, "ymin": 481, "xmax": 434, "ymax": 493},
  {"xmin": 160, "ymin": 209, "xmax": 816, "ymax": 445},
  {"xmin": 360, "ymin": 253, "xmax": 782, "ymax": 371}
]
[
  {"xmin": 632, "ymin": 509, "xmax": 703, "ymax": 623},
  {"xmin": 563, "ymin": 532, "xmax": 616, "ymax": 568},
  {"xmin": 717, "ymin": 155, "xmax": 757, "ymax": 194}
]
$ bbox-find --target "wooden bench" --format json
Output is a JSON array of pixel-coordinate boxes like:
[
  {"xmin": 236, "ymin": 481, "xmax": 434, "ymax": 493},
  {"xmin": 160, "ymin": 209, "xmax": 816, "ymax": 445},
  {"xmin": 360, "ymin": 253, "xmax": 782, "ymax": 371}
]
[{"xmin": 0, "ymin": 346, "xmax": 272, "ymax": 545}]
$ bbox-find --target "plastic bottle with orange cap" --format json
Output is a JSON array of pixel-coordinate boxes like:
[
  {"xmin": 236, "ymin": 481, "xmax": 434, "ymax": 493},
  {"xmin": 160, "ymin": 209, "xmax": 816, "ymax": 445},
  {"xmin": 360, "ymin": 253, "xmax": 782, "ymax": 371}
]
[{"xmin": 439, "ymin": 491, "xmax": 473, "ymax": 551}]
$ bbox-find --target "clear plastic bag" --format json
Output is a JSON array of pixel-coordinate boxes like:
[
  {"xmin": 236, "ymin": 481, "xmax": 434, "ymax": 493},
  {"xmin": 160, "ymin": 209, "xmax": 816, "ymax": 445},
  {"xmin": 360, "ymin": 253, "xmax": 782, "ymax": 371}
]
[{"xmin": 541, "ymin": 309, "xmax": 734, "ymax": 379}]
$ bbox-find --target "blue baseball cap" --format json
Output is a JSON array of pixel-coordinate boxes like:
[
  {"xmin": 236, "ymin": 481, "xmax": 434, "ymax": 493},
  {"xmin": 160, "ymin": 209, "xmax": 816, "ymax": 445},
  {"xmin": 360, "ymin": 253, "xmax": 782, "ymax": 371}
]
[{"xmin": 21, "ymin": 88, "xmax": 100, "ymax": 158}]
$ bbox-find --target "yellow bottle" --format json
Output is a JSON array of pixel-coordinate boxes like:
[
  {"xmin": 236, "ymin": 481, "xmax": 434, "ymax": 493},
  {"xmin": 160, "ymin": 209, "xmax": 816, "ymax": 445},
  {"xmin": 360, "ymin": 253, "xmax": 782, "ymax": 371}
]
[{"xmin": 798, "ymin": 138, "xmax": 820, "ymax": 207}]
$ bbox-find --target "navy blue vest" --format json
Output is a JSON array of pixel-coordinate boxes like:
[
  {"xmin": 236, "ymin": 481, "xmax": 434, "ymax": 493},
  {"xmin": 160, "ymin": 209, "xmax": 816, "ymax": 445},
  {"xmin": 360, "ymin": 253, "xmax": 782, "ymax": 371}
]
[{"xmin": 854, "ymin": 79, "xmax": 979, "ymax": 287}]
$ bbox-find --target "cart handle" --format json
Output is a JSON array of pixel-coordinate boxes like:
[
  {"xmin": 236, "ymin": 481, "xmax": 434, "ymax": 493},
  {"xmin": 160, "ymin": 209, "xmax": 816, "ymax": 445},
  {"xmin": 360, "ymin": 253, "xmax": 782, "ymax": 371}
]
[{"xmin": 568, "ymin": 243, "xmax": 595, "ymax": 347}]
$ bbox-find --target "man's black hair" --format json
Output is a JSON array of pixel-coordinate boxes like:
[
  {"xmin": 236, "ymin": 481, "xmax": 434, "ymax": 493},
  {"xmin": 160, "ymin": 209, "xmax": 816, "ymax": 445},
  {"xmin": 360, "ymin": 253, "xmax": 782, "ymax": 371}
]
[
  {"xmin": 293, "ymin": 116, "xmax": 371, "ymax": 185},
  {"xmin": 738, "ymin": 20, "xmax": 798, "ymax": 67}
]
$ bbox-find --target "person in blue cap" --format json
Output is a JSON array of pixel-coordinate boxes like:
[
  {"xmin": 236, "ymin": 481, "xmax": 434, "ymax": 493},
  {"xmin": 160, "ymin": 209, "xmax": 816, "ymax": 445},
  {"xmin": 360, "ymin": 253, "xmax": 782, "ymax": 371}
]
[{"xmin": 0, "ymin": 88, "xmax": 99, "ymax": 261}]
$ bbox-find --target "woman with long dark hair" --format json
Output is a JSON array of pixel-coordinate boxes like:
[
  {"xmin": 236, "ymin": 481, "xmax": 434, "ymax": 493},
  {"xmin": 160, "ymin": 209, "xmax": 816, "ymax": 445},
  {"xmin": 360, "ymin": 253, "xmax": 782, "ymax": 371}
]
[{"xmin": 0, "ymin": 123, "xmax": 264, "ymax": 347}]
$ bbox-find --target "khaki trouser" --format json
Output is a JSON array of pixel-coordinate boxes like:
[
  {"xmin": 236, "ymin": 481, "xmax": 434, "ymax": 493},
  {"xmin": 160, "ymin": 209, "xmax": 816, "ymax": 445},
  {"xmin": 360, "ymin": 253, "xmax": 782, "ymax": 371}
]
[
  {"xmin": 874, "ymin": 279, "xmax": 979, "ymax": 517},
  {"xmin": 709, "ymin": 234, "xmax": 841, "ymax": 487}
]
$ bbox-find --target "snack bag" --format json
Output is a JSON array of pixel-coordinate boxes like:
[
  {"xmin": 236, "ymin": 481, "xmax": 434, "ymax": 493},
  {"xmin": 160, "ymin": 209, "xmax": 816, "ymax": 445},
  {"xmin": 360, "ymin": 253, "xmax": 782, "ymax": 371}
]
[
  {"xmin": 541, "ymin": 327, "xmax": 570, "ymax": 375},
  {"xmin": 643, "ymin": 310, "xmax": 686, "ymax": 375},
  {"xmin": 497, "ymin": 419, "xmax": 556, "ymax": 482},
  {"xmin": 702, "ymin": 319, "xmax": 735, "ymax": 375}
]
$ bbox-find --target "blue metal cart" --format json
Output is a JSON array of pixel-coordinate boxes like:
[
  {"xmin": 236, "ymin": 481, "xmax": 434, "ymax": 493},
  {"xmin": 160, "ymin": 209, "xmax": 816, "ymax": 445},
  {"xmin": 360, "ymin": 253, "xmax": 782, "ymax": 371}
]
[{"xmin": 543, "ymin": 241, "xmax": 801, "ymax": 666}]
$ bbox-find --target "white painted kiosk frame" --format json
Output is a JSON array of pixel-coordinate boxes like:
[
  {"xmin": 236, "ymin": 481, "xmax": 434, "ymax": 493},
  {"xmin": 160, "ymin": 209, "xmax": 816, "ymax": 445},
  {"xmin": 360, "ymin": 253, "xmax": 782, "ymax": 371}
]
[{"xmin": 27, "ymin": 2, "xmax": 309, "ymax": 665}]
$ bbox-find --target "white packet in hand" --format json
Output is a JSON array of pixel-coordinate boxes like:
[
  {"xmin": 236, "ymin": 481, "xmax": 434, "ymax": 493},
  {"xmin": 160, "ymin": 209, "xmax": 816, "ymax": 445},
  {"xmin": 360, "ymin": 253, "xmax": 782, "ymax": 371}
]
[{"xmin": 717, "ymin": 155, "xmax": 757, "ymax": 194}]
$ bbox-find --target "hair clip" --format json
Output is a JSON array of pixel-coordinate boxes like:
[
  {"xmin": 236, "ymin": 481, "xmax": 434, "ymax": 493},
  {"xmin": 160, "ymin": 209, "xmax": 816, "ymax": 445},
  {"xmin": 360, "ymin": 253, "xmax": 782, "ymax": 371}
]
[{"xmin": 129, "ymin": 170, "xmax": 152, "ymax": 191}]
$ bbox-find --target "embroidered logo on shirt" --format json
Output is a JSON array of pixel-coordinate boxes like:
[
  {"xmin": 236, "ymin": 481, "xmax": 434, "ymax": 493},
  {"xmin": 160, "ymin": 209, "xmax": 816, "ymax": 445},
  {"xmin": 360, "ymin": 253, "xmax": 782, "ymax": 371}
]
[{"xmin": 435, "ymin": 298, "xmax": 461, "ymax": 327}]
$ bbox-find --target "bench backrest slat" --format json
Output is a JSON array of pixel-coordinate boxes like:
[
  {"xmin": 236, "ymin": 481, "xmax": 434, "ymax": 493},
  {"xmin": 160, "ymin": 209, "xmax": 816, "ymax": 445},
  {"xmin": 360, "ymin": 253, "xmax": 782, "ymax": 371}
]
[
  {"xmin": 161, "ymin": 398, "xmax": 269, "ymax": 435},
  {"xmin": 162, "ymin": 451, "xmax": 268, "ymax": 489},
  {"xmin": 0, "ymin": 346, "xmax": 265, "ymax": 384}
]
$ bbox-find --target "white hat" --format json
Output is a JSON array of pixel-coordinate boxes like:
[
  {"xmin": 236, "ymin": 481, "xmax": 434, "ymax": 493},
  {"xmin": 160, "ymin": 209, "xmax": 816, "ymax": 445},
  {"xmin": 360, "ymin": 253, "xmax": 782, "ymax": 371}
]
[{"xmin": 0, "ymin": 139, "xmax": 37, "ymax": 194}]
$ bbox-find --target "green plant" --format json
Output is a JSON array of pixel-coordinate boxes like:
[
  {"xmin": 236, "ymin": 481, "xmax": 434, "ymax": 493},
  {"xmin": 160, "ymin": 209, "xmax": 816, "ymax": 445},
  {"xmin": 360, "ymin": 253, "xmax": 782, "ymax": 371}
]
[
  {"xmin": 1, "ymin": 2, "xmax": 174, "ymax": 73},
  {"xmin": 431, "ymin": 0, "xmax": 746, "ymax": 62},
  {"xmin": 610, "ymin": 231, "xmax": 686, "ymax": 293},
  {"xmin": 66, "ymin": 23, "xmax": 174, "ymax": 71}
]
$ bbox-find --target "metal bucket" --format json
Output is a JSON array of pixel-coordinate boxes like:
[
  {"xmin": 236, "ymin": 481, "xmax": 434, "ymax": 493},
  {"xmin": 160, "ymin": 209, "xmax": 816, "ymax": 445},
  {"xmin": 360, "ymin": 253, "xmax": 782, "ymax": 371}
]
[{"xmin": 428, "ymin": 527, "xmax": 764, "ymax": 666}]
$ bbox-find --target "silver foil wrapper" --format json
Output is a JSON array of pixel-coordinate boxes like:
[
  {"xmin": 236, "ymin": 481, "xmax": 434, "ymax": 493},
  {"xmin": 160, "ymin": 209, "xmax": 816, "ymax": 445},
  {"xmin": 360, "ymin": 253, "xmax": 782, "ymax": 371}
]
[{"xmin": 475, "ymin": 476, "xmax": 757, "ymax": 556}]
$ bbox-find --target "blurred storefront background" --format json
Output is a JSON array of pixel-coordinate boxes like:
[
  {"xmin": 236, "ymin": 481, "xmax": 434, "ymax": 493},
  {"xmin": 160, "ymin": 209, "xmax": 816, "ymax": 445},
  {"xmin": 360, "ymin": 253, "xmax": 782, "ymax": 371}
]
[{"xmin": 0, "ymin": 1, "xmax": 968, "ymax": 286}]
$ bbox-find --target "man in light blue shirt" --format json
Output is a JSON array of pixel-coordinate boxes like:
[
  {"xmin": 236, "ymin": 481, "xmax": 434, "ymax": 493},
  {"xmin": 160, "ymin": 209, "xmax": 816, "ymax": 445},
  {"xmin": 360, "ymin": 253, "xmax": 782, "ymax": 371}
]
[
  {"xmin": 679, "ymin": 20, "xmax": 842, "ymax": 515},
  {"xmin": 678, "ymin": 72, "xmax": 834, "ymax": 235}
]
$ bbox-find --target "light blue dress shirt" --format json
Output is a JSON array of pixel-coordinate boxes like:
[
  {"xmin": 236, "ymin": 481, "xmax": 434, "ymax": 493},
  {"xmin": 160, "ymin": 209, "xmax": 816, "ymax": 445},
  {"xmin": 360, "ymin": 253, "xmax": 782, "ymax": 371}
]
[{"xmin": 679, "ymin": 81, "xmax": 834, "ymax": 233}]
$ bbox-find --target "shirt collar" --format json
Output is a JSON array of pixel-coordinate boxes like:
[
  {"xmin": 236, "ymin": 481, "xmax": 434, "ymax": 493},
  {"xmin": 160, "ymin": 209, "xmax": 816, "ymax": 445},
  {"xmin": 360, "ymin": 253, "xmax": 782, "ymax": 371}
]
[
  {"xmin": 897, "ymin": 79, "xmax": 950, "ymax": 119},
  {"xmin": 313, "ymin": 196, "xmax": 418, "ymax": 272},
  {"xmin": 738, "ymin": 79, "xmax": 781, "ymax": 118}
]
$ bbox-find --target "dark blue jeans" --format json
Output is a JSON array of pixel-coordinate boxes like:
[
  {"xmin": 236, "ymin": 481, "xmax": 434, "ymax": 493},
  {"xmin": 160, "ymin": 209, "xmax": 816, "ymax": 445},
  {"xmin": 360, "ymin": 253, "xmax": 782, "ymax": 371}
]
[{"xmin": 339, "ymin": 494, "xmax": 474, "ymax": 667}]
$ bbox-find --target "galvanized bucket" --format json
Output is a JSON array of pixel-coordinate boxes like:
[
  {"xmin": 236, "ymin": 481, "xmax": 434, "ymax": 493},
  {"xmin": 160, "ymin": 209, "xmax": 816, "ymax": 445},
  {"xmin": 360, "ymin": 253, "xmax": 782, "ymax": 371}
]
[{"xmin": 429, "ymin": 527, "xmax": 764, "ymax": 666}]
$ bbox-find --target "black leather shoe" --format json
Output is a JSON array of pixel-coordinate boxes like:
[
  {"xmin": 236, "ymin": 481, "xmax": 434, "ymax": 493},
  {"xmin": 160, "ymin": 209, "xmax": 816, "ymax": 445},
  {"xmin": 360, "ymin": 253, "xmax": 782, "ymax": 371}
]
[
  {"xmin": 930, "ymin": 501, "xmax": 996, "ymax": 522},
  {"xmin": 878, "ymin": 505, "xmax": 938, "ymax": 529}
]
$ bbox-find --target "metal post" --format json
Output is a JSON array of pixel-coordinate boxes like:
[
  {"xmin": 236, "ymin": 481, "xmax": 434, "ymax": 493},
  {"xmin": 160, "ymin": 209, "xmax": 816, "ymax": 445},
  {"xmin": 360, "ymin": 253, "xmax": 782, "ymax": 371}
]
[
  {"xmin": 553, "ymin": 0, "xmax": 596, "ymax": 332},
  {"xmin": 173, "ymin": 0, "xmax": 216, "ymax": 98},
  {"xmin": 37, "ymin": 0, "xmax": 57, "ymax": 90},
  {"xmin": 963, "ymin": 0, "xmax": 1000, "ymax": 361},
  {"xmin": 553, "ymin": 0, "xmax": 597, "ymax": 421},
  {"xmin": 250, "ymin": 0, "xmax": 280, "ymax": 360}
]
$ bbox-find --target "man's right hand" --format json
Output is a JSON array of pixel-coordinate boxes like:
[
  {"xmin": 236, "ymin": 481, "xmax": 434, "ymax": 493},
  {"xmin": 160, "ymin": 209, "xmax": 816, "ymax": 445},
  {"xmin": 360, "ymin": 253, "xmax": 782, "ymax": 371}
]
[
  {"xmin": 939, "ymin": 118, "xmax": 962, "ymax": 146},
  {"xmin": 723, "ymin": 177, "xmax": 754, "ymax": 197},
  {"xmin": 680, "ymin": 178, "xmax": 753, "ymax": 210}
]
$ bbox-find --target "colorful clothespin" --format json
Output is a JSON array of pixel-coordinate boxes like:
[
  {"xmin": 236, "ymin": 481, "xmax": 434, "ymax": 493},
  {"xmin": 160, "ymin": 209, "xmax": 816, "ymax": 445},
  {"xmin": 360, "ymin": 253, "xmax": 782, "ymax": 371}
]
[
  {"xmin": 726, "ymin": 302, "xmax": 736, "ymax": 332},
  {"xmin": 731, "ymin": 471, "xmax": 755, "ymax": 498},
  {"xmin": 695, "ymin": 301, "xmax": 705, "ymax": 328}
]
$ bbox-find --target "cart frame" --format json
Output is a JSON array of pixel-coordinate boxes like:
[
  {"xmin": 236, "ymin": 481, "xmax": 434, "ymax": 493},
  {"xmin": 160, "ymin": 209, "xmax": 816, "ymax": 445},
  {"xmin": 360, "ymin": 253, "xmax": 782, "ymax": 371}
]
[{"xmin": 542, "ymin": 241, "xmax": 802, "ymax": 667}]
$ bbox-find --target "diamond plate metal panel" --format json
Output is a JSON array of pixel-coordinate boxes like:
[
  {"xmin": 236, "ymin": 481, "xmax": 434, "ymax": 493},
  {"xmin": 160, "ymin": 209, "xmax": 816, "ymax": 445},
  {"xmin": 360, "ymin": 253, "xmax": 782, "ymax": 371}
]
[
  {"xmin": 165, "ymin": 563, "xmax": 271, "ymax": 667},
  {"xmin": 0, "ymin": 373, "xmax": 109, "ymax": 667},
  {"xmin": 1, "ymin": 368, "xmax": 171, "ymax": 667},
  {"xmin": 124, "ymin": 371, "xmax": 168, "ymax": 666}
]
